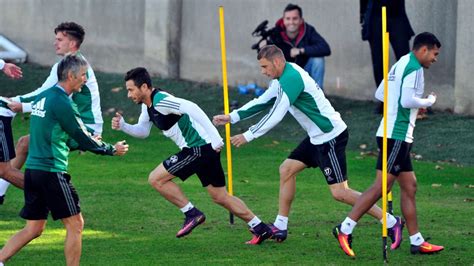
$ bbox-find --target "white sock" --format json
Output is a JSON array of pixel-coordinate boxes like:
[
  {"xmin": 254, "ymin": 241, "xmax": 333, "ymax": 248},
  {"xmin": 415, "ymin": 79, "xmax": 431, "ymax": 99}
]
[
  {"xmin": 381, "ymin": 213, "xmax": 397, "ymax": 228},
  {"xmin": 247, "ymin": 216, "xmax": 262, "ymax": 228},
  {"xmin": 179, "ymin": 202, "xmax": 194, "ymax": 213},
  {"xmin": 0, "ymin": 261, "xmax": 4, "ymax": 266},
  {"xmin": 409, "ymin": 232, "xmax": 425, "ymax": 246},
  {"xmin": 0, "ymin": 179, "xmax": 10, "ymax": 196},
  {"xmin": 273, "ymin": 215, "xmax": 288, "ymax": 230},
  {"xmin": 340, "ymin": 217, "xmax": 357, "ymax": 235}
]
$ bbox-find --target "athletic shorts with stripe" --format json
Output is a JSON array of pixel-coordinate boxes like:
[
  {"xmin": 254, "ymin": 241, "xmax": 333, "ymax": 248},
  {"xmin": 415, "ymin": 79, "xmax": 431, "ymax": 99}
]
[
  {"xmin": 376, "ymin": 137, "xmax": 413, "ymax": 176},
  {"xmin": 0, "ymin": 115, "xmax": 16, "ymax": 162},
  {"xmin": 288, "ymin": 129, "xmax": 348, "ymax": 185},
  {"xmin": 163, "ymin": 143, "xmax": 226, "ymax": 187},
  {"xmin": 20, "ymin": 169, "xmax": 80, "ymax": 220}
]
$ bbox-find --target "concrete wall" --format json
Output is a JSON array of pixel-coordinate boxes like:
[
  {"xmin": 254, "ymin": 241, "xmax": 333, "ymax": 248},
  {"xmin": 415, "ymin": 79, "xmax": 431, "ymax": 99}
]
[
  {"xmin": 0, "ymin": 0, "xmax": 173, "ymax": 77},
  {"xmin": 0, "ymin": 0, "xmax": 472, "ymax": 114},
  {"xmin": 454, "ymin": 0, "xmax": 474, "ymax": 114}
]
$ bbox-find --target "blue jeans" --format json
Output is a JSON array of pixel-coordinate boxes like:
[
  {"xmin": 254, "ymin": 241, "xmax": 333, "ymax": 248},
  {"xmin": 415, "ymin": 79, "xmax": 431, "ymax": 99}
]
[{"xmin": 304, "ymin": 57, "xmax": 325, "ymax": 90}]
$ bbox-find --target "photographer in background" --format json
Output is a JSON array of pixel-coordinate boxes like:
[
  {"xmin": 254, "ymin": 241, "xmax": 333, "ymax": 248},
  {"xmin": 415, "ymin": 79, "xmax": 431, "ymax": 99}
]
[{"xmin": 265, "ymin": 3, "xmax": 331, "ymax": 90}]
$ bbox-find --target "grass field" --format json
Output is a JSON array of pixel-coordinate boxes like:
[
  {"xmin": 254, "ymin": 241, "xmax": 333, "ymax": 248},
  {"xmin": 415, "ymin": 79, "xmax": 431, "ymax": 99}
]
[{"xmin": 0, "ymin": 63, "xmax": 473, "ymax": 265}]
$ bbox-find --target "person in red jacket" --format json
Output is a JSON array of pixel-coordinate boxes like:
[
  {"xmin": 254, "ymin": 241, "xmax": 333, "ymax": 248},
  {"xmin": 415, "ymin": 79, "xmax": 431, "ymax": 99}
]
[{"xmin": 269, "ymin": 3, "xmax": 331, "ymax": 90}]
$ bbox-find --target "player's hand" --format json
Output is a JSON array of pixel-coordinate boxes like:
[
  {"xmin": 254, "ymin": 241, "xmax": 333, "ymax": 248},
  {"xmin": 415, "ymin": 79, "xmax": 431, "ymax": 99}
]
[
  {"xmin": 428, "ymin": 92, "xmax": 437, "ymax": 103},
  {"xmin": 230, "ymin": 134, "xmax": 248, "ymax": 148},
  {"xmin": 212, "ymin": 114, "xmax": 230, "ymax": 126},
  {"xmin": 113, "ymin": 140, "xmax": 128, "ymax": 156},
  {"xmin": 111, "ymin": 112, "xmax": 123, "ymax": 130},
  {"xmin": 7, "ymin": 101, "xmax": 22, "ymax": 112},
  {"xmin": 2, "ymin": 63, "xmax": 22, "ymax": 79}
]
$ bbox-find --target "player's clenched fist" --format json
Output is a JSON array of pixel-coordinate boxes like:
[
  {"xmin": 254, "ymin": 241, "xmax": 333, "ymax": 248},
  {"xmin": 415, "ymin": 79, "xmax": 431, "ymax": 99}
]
[
  {"xmin": 112, "ymin": 112, "xmax": 123, "ymax": 130},
  {"xmin": 113, "ymin": 140, "xmax": 129, "ymax": 156}
]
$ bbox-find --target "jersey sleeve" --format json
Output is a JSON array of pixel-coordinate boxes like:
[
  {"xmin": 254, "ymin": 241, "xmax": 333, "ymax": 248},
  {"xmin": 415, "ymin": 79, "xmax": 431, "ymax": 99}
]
[
  {"xmin": 120, "ymin": 104, "xmax": 153, "ymax": 138},
  {"xmin": 54, "ymin": 97, "xmax": 116, "ymax": 155},
  {"xmin": 13, "ymin": 63, "xmax": 59, "ymax": 113},
  {"xmin": 242, "ymin": 88, "xmax": 291, "ymax": 142},
  {"xmin": 176, "ymin": 98, "xmax": 224, "ymax": 150},
  {"xmin": 229, "ymin": 80, "xmax": 278, "ymax": 123},
  {"xmin": 400, "ymin": 69, "xmax": 435, "ymax": 108}
]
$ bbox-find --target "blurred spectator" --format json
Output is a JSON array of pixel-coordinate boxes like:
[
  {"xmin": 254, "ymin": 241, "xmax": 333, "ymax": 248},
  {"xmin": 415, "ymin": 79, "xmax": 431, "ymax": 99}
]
[{"xmin": 269, "ymin": 3, "xmax": 330, "ymax": 90}]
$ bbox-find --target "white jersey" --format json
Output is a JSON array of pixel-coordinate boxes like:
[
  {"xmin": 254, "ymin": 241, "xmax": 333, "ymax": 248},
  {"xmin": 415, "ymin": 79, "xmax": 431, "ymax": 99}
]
[
  {"xmin": 119, "ymin": 90, "xmax": 224, "ymax": 150},
  {"xmin": 375, "ymin": 52, "xmax": 435, "ymax": 143},
  {"xmin": 230, "ymin": 62, "xmax": 347, "ymax": 145},
  {"xmin": 11, "ymin": 52, "xmax": 103, "ymax": 135}
]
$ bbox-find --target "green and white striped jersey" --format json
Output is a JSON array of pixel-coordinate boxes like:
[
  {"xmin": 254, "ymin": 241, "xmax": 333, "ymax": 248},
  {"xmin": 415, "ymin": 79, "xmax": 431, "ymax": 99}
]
[
  {"xmin": 26, "ymin": 85, "xmax": 115, "ymax": 172},
  {"xmin": 375, "ymin": 52, "xmax": 435, "ymax": 143},
  {"xmin": 119, "ymin": 90, "xmax": 224, "ymax": 150},
  {"xmin": 230, "ymin": 62, "xmax": 347, "ymax": 145},
  {"xmin": 12, "ymin": 52, "xmax": 103, "ymax": 135}
]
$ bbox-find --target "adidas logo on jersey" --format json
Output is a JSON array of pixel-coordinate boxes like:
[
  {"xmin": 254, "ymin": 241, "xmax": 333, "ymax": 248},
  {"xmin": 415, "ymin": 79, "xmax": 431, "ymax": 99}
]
[{"xmin": 31, "ymin": 97, "xmax": 46, "ymax": 118}]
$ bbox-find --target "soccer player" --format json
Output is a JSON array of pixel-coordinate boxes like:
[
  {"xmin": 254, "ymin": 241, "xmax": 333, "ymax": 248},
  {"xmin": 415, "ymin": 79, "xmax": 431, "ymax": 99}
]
[
  {"xmin": 111, "ymin": 67, "xmax": 272, "ymax": 244},
  {"xmin": 213, "ymin": 45, "xmax": 402, "ymax": 245},
  {"xmin": 333, "ymin": 32, "xmax": 444, "ymax": 257},
  {"xmin": 0, "ymin": 22, "xmax": 103, "ymax": 202},
  {"xmin": 0, "ymin": 61, "xmax": 24, "ymax": 204},
  {"xmin": 0, "ymin": 54, "xmax": 128, "ymax": 266}
]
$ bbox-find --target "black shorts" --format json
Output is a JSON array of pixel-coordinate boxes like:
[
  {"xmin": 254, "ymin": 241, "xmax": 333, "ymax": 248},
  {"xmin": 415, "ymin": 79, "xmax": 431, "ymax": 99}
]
[
  {"xmin": 288, "ymin": 130, "xmax": 348, "ymax": 185},
  {"xmin": 20, "ymin": 169, "xmax": 81, "ymax": 221},
  {"xmin": 376, "ymin": 137, "xmax": 413, "ymax": 176},
  {"xmin": 163, "ymin": 144, "xmax": 226, "ymax": 187},
  {"xmin": 0, "ymin": 116, "xmax": 15, "ymax": 162}
]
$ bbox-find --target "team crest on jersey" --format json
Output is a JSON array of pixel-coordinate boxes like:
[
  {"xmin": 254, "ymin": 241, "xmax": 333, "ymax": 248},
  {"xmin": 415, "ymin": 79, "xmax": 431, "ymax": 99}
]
[
  {"xmin": 169, "ymin": 155, "xmax": 179, "ymax": 164},
  {"xmin": 31, "ymin": 98, "xmax": 46, "ymax": 118},
  {"xmin": 323, "ymin": 167, "xmax": 332, "ymax": 177}
]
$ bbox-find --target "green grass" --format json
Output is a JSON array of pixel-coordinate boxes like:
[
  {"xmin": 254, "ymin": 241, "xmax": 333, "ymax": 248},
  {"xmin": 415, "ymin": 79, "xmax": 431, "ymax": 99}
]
[
  {"xmin": 0, "ymin": 63, "xmax": 473, "ymax": 264},
  {"xmin": 1, "ymin": 113, "xmax": 473, "ymax": 265}
]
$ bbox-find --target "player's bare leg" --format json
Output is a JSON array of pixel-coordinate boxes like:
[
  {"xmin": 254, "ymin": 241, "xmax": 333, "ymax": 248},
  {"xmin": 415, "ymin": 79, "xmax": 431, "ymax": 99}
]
[
  {"xmin": 207, "ymin": 185, "xmax": 255, "ymax": 221},
  {"xmin": 330, "ymin": 181, "xmax": 384, "ymax": 220},
  {"xmin": 0, "ymin": 220, "xmax": 46, "ymax": 263},
  {"xmin": 62, "ymin": 214, "xmax": 84, "ymax": 266},
  {"xmin": 0, "ymin": 162, "xmax": 24, "ymax": 189},
  {"xmin": 148, "ymin": 163, "xmax": 189, "ymax": 208}
]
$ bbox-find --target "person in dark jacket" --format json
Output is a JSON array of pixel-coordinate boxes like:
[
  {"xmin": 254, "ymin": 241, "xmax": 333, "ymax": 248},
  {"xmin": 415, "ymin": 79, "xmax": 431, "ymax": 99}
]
[
  {"xmin": 270, "ymin": 3, "xmax": 331, "ymax": 90},
  {"xmin": 360, "ymin": 0, "xmax": 415, "ymax": 113}
]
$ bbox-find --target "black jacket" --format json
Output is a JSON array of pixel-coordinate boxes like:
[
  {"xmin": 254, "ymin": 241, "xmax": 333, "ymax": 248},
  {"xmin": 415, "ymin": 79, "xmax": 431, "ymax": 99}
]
[
  {"xmin": 270, "ymin": 18, "xmax": 331, "ymax": 67},
  {"xmin": 360, "ymin": 0, "xmax": 414, "ymax": 41}
]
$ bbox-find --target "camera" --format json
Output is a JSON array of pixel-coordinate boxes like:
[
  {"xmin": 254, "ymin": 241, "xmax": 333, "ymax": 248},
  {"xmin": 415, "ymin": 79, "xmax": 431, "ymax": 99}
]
[{"xmin": 251, "ymin": 20, "xmax": 276, "ymax": 51}]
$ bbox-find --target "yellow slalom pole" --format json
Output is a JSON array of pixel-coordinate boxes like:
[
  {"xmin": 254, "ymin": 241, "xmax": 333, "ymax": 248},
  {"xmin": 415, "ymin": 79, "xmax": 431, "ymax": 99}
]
[
  {"xmin": 381, "ymin": 6, "xmax": 390, "ymax": 263},
  {"xmin": 218, "ymin": 6, "xmax": 235, "ymax": 224}
]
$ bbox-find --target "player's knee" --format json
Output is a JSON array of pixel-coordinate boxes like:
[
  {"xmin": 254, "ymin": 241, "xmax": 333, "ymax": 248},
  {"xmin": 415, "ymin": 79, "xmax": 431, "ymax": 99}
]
[
  {"xmin": 403, "ymin": 181, "xmax": 417, "ymax": 196},
  {"xmin": 148, "ymin": 173, "xmax": 165, "ymax": 190},
  {"xmin": 25, "ymin": 225, "xmax": 45, "ymax": 239},
  {"xmin": 279, "ymin": 164, "xmax": 294, "ymax": 181},
  {"xmin": 16, "ymin": 136, "xmax": 30, "ymax": 154}
]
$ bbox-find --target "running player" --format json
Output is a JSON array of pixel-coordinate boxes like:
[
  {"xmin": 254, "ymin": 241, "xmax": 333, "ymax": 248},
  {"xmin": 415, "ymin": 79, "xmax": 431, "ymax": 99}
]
[
  {"xmin": 213, "ymin": 45, "xmax": 402, "ymax": 245},
  {"xmin": 333, "ymin": 32, "xmax": 444, "ymax": 257},
  {"xmin": 112, "ymin": 67, "xmax": 272, "ymax": 244}
]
